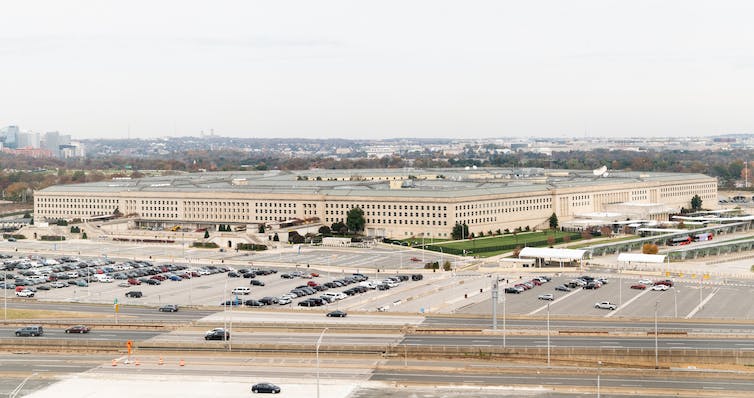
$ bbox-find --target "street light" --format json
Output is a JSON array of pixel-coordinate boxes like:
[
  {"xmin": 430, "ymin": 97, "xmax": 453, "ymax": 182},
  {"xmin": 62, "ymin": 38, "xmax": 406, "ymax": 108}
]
[
  {"xmin": 316, "ymin": 327, "xmax": 329, "ymax": 398},
  {"xmin": 547, "ymin": 302, "xmax": 551, "ymax": 367},
  {"xmin": 654, "ymin": 300, "xmax": 659, "ymax": 369},
  {"xmin": 674, "ymin": 287, "xmax": 678, "ymax": 319},
  {"xmin": 597, "ymin": 361, "xmax": 602, "ymax": 398}
]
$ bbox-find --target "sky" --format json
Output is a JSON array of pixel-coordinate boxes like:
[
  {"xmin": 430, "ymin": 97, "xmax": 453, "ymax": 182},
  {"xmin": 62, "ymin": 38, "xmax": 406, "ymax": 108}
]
[{"xmin": 2, "ymin": 0, "xmax": 754, "ymax": 140}]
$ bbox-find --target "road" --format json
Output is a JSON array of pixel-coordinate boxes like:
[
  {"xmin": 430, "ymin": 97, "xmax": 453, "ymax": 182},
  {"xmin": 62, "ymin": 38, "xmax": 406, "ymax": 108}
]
[
  {"xmin": 371, "ymin": 366, "xmax": 754, "ymax": 394},
  {"xmin": 3, "ymin": 301, "xmax": 216, "ymax": 321},
  {"xmin": 400, "ymin": 334, "xmax": 754, "ymax": 350},
  {"xmin": 423, "ymin": 316, "xmax": 754, "ymax": 333}
]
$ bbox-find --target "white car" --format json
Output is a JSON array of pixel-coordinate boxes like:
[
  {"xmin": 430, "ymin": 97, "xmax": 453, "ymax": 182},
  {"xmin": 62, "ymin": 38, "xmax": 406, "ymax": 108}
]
[
  {"xmin": 594, "ymin": 301, "xmax": 617, "ymax": 310},
  {"xmin": 538, "ymin": 293, "xmax": 554, "ymax": 301},
  {"xmin": 651, "ymin": 284, "xmax": 669, "ymax": 291},
  {"xmin": 278, "ymin": 297, "xmax": 292, "ymax": 305},
  {"xmin": 638, "ymin": 279, "xmax": 653, "ymax": 285},
  {"xmin": 16, "ymin": 289, "xmax": 35, "ymax": 298}
]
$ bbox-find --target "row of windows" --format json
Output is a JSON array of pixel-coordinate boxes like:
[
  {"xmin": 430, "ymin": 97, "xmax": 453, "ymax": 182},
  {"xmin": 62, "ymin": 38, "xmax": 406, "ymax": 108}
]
[
  {"xmin": 326, "ymin": 217, "xmax": 448, "ymax": 226},
  {"xmin": 37, "ymin": 197, "xmax": 117, "ymax": 203},
  {"xmin": 325, "ymin": 203, "xmax": 447, "ymax": 211}
]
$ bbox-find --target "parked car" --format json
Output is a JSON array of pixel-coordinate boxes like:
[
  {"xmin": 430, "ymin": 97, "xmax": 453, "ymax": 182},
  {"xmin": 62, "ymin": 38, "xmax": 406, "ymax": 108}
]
[
  {"xmin": 249, "ymin": 279, "xmax": 265, "ymax": 286},
  {"xmin": 159, "ymin": 304, "xmax": 179, "ymax": 312},
  {"xmin": 65, "ymin": 325, "xmax": 91, "ymax": 333},
  {"xmin": 554, "ymin": 285, "xmax": 571, "ymax": 292},
  {"xmin": 411, "ymin": 274, "xmax": 424, "ymax": 281},
  {"xmin": 326, "ymin": 310, "xmax": 347, "ymax": 317},
  {"xmin": 251, "ymin": 383, "xmax": 281, "ymax": 394},
  {"xmin": 631, "ymin": 283, "xmax": 647, "ymax": 290},
  {"xmin": 537, "ymin": 293, "xmax": 554, "ymax": 301},
  {"xmin": 259, "ymin": 296, "xmax": 279, "ymax": 305},
  {"xmin": 277, "ymin": 297, "xmax": 292, "ymax": 305},
  {"xmin": 15, "ymin": 326, "xmax": 43, "ymax": 336},
  {"xmin": 654, "ymin": 279, "xmax": 674, "ymax": 287},
  {"xmin": 651, "ymin": 284, "xmax": 669, "ymax": 291},
  {"xmin": 638, "ymin": 279, "xmax": 653, "ymax": 285},
  {"xmin": 125, "ymin": 291, "xmax": 143, "ymax": 298},
  {"xmin": 244, "ymin": 299, "xmax": 265, "ymax": 307},
  {"xmin": 15, "ymin": 289, "xmax": 34, "ymax": 297},
  {"xmin": 594, "ymin": 301, "xmax": 617, "ymax": 310},
  {"xmin": 504, "ymin": 287, "xmax": 521, "ymax": 294}
]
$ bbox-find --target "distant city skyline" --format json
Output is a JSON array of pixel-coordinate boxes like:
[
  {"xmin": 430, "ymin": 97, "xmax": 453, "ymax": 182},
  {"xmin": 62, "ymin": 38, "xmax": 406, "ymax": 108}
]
[{"xmin": 3, "ymin": 1, "xmax": 754, "ymax": 140}]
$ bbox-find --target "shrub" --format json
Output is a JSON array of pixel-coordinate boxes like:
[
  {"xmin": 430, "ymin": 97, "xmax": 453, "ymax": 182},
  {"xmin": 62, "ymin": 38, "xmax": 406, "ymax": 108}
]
[
  {"xmin": 237, "ymin": 243, "xmax": 268, "ymax": 251},
  {"xmin": 40, "ymin": 235, "xmax": 65, "ymax": 241},
  {"xmin": 192, "ymin": 242, "xmax": 219, "ymax": 248},
  {"xmin": 642, "ymin": 243, "xmax": 659, "ymax": 254}
]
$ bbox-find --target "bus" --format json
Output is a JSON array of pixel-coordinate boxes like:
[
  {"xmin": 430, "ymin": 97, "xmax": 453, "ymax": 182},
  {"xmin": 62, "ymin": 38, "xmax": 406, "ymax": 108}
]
[
  {"xmin": 667, "ymin": 236, "xmax": 692, "ymax": 246},
  {"xmin": 693, "ymin": 232, "xmax": 713, "ymax": 242}
]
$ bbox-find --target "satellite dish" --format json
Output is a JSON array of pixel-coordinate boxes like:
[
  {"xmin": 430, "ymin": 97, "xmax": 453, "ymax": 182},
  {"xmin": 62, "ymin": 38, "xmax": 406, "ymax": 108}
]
[{"xmin": 592, "ymin": 165, "xmax": 608, "ymax": 176}]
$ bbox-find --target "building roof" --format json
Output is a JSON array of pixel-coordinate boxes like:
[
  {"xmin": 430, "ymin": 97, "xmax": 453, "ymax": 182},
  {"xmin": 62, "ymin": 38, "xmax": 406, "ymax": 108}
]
[
  {"xmin": 518, "ymin": 247, "xmax": 588, "ymax": 260},
  {"xmin": 36, "ymin": 167, "xmax": 715, "ymax": 200},
  {"xmin": 617, "ymin": 253, "xmax": 667, "ymax": 263}
]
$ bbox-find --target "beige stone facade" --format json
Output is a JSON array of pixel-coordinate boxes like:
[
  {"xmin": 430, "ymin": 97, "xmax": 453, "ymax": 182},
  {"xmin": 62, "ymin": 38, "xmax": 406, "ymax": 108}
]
[{"xmin": 33, "ymin": 168, "xmax": 717, "ymax": 239}]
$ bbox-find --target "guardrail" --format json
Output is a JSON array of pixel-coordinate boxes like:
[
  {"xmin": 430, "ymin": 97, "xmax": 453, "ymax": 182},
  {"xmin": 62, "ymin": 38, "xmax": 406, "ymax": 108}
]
[{"xmin": 1, "ymin": 339, "xmax": 751, "ymax": 367}]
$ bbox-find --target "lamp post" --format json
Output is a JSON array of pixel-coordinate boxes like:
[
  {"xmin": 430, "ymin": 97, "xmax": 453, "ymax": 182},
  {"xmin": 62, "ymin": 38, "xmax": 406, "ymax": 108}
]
[
  {"xmin": 503, "ymin": 288, "xmax": 507, "ymax": 348},
  {"xmin": 547, "ymin": 302, "xmax": 551, "ymax": 367},
  {"xmin": 674, "ymin": 287, "xmax": 678, "ymax": 318},
  {"xmin": 316, "ymin": 327, "xmax": 329, "ymax": 398},
  {"xmin": 597, "ymin": 361, "xmax": 602, "ymax": 398},
  {"xmin": 654, "ymin": 300, "xmax": 659, "ymax": 369}
]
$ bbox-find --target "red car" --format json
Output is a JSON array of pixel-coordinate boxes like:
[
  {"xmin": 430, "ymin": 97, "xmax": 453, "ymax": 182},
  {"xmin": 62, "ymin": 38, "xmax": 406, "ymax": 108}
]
[
  {"xmin": 310, "ymin": 273, "xmax": 320, "ymax": 277},
  {"xmin": 151, "ymin": 275, "xmax": 166, "ymax": 281},
  {"xmin": 410, "ymin": 257, "xmax": 421, "ymax": 262},
  {"xmin": 307, "ymin": 281, "xmax": 318, "ymax": 287},
  {"xmin": 630, "ymin": 283, "xmax": 647, "ymax": 290},
  {"xmin": 531, "ymin": 279, "xmax": 543, "ymax": 286},
  {"xmin": 128, "ymin": 278, "xmax": 141, "ymax": 285},
  {"xmin": 654, "ymin": 280, "xmax": 674, "ymax": 287}
]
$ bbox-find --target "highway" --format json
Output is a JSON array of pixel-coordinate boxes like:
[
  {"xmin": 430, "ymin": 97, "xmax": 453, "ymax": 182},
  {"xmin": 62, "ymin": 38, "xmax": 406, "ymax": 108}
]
[
  {"xmin": 3, "ymin": 301, "xmax": 216, "ymax": 321},
  {"xmin": 423, "ymin": 316, "xmax": 754, "ymax": 333},
  {"xmin": 371, "ymin": 366, "xmax": 754, "ymax": 394},
  {"xmin": 401, "ymin": 334, "xmax": 754, "ymax": 349}
]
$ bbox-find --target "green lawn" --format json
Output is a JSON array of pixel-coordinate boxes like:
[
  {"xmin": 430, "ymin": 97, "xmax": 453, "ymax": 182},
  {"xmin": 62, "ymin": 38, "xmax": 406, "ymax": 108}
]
[{"xmin": 435, "ymin": 230, "xmax": 571, "ymax": 251}]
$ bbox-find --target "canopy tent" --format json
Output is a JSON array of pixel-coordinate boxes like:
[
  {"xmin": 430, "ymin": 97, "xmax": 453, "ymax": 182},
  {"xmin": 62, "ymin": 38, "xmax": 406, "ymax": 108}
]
[
  {"xmin": 518, "ymin": 247, "xmax": 588, "ymax": 268},
  {"xmin": 616, "ymin": 253, "xmax": 666, "ymax": 263}
]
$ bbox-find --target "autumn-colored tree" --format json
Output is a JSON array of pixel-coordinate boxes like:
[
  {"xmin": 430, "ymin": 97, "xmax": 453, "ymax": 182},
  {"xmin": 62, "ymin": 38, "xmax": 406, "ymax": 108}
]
[{"xmin": 642, "ymin": 243, "xmax": 659, "ymax": 254}]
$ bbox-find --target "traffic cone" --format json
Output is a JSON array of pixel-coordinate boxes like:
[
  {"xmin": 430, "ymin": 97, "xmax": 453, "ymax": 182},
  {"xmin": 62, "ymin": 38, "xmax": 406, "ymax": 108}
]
[
  {"xmin": 158, "ymin": 357, "xmax": 164, "ymax": 366},
  {"xmin": 179, "ymin": 359, "xmax": 185, "ymax": 367},
  {"xmin": 111, "ymin": 359, "xmax": 117, "ymax": 367}
]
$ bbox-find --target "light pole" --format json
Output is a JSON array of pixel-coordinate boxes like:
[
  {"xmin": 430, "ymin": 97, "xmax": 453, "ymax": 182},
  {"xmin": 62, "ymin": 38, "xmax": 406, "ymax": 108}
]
[
  {"xmin": 4, "ymin": 270, "xmax": 7, "ymax": 321},
  {"xmin": 654, "ymin": 300, "xmax": 659, "ymax": 369},
  {"xmin": 597, "ymin": 361, "xmax": 602, "ymax": 398},
  {"xmin": 492, "ymin": 277, "xmax": 498, "ymax": 330},
  {"xmin": 547, "ymin": 302, "xmax": 551, "ymax": 367},
  {"xmin": 503, "ymin": 288, "xmax": 507, "ymax": 348},
  {"xmin": 316, "ymin": 327, "xmax": 329, "ymax": 398},
  {"xmin": 674, "ymin": 287, "xmax": 678, "ymax": 318}
]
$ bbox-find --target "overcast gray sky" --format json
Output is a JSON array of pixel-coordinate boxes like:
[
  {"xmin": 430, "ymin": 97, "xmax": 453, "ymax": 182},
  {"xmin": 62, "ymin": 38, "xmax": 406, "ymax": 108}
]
[{"xmin": 2, "ymin": 1, "xmax": 754, "ymax": 140}]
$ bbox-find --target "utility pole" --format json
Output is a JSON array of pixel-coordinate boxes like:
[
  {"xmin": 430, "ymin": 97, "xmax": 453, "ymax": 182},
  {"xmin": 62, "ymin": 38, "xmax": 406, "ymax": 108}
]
[
  {"xmin": 654, "ymin": 300, "xmax": 659, "ymax": 369},
  {"xmin": 492, "ymin": 277, "xmax": 498, "ymax": 330},
  {"xmin": 547, "ymin": 302, "xmax": 551, "ymax": 367}
]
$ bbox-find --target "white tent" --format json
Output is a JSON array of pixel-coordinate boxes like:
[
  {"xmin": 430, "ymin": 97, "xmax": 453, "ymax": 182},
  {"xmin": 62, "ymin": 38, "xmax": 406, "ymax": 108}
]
[{"xmin": 518, "ymin": 247, "xmax": 588, "ymax": 268}]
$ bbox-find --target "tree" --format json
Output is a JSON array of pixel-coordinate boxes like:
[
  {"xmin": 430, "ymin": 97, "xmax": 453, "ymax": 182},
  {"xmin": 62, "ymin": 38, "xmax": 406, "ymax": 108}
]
[
  {"xmin": 331, "ymin": 221, "xmax": 347, "ymax": 235},
  {"xmin": 642, "ymin": 243, "xmax": 659, "ymax": 254},
  {"xmin": 22, "ymin": 212, "xmax": 30, "ymax": 219},
  {"xmin": 258, "ymin": 224, "xmax": 265, "ymax": 233},
  {"xmin": 346, "ymin": 207, "xmax": 365, "ymax": 233},
  {"xmin": 204, "ymin": 230, "xmax": 210, "ymax": 239},
  {"xmin": 318, "ymin": 225, "xmax": 331, "ymax": 235},
  {"xmin": 288, "ymin": 231, "xmax": 305, "ymax": 244},
  {"xmin": 548, "ymin": 213, "xmax": 559, "ymax": 230},
  {"xmin": 451, "ymin": 223, "xmax": 467, "ymax": 240},
  {"xmin": 272, "ymin": 233, "xmax": 279, "ymax": 242},
  {"xmin": 690, "ymin": 194, "xmax": 703, "ymax": 211}
]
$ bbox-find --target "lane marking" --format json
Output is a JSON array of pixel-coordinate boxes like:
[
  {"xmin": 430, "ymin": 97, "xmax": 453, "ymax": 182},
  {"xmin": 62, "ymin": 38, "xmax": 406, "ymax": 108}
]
[
  {"xmin": 605, "ymin": 288, "xmax": 650, "ymax": 318},
  {"xmin": 685, "ymin": 287, "xmax": 720, "ymax": 319},
  {"xmin": 528, "ymin": 287, "xmax": 583, "ymax": 315}
]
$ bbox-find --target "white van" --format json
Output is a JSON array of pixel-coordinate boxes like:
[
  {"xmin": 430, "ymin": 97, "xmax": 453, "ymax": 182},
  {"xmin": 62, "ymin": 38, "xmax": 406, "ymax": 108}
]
[{"xmin": 232, "ymin": 287, "xmax": 251, "ymax": 295}]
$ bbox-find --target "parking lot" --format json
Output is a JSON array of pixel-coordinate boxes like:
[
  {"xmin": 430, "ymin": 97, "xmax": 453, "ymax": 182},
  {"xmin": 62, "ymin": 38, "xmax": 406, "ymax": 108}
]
[{"xmin": 460, "ymin": 273, "xmax": 754, "ymax": 320}]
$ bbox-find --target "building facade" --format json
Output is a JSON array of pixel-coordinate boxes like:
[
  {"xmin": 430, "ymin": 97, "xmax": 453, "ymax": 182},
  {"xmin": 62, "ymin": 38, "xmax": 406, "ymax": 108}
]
[{"xmin": 33, "ymin": 168, "xmax": 717, "ymax": 239}]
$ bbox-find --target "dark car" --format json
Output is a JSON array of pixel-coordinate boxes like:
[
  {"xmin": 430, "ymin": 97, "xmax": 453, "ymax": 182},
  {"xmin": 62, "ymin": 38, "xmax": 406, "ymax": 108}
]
[
  {"xmin": 15, "ymin": 326, "xmax": 43, "ymax": 337},
  {"xmin": 125, "ymin": 291, "xmax": 143, "ymax": 298},
  {"xmin": 326, "ymin": 310, "xmax": 347, "ymax": 317},
  {"xmin": 204, "ymin": 329, "xmax": 230, "ymax": 341},
  {"xmin": 504, "ymin": 287, "xmax": 521, "ymax": 294},
  {"xmin": 251, "ymin": 383, "xmax": 281, "ymax": 394},
  {"xmin": 411, "ymin": 274, "xmax": 423, "ymax": 281},
  {"xmin": 654, "ymin": 279, "xmax": 674, "ymax": 287},
  {"xmin": 159, "ymin": 304, "xmax": 179, "ymax": 312},
  {"xmin": 259, "ymin": 296, "xmax": 279, "ymax": 305},
  {"xmin": 145, "ymin": 279, "xmax": 161, "ymax": 285},
  {"xmin": 65, "ymin": 325, "xmax": 91, "ymax": 333},
  {"xmin": 554, "ymin": 285, "xmax": 571, "ymax": 292},
  {"xmin": 249, "ymin": 279, "xmax": 265, "ymax": 286},
  {"xmin": 244, "ymin": 299, "xmax": 265, "ymax": 307},
  {"xmin": 228, "ymin": 272, "xmax": 241, "ymax": 278},
  {"xmin": 280, "ymin": 274, "xmax": 293, "ymax": 279},
  {"xmin": 243, "ymin": 273, "xmax": 256, "ymax": 279}
]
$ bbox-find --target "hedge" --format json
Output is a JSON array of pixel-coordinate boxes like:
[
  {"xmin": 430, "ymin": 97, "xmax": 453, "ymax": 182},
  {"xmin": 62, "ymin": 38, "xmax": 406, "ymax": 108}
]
[
  {"xmin": 192, "ymin": 242, "xmax": 219, "ymax": 248},
  {"xmin": 237, "ymin": 243, "xmax": 268, "ymax": 251}
]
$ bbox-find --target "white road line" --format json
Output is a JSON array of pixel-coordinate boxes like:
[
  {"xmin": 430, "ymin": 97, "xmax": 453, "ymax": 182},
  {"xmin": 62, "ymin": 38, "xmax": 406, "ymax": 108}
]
[
  {"xmin": 527, "ymin": 287, "xmax": 583, "ymax": 315},
  {"xmin": 685, "ymin": 287, "xmax": 719, "ymax": 319},
  {"xmin": 605, "ymin": 288, "xmax": 650, "ymax": 318}
]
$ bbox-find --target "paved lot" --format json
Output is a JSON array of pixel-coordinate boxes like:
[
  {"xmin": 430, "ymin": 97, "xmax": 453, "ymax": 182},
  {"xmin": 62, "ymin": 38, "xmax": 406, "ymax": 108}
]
[{"xmin": 458, "ymin": 274, "xmax": 754, "ymax": 320}]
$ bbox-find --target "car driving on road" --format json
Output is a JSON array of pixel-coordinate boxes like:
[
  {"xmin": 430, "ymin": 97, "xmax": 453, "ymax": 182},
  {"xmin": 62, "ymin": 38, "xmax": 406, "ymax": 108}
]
[
  {"xmin": 65, "ymin": 325, "xmax": 91, "ymax": 334},
  {"xmin": 251, "ymin": 382, "xmax": 281, "ymax": 394},
  {"xmin": 159, "ymin": 304, "xmax": 179, "ymax": 312}
]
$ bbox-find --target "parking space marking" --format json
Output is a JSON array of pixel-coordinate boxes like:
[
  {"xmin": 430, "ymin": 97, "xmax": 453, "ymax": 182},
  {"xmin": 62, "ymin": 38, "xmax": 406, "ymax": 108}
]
[
  {"xmin": 527, "ymin": 287, "xmax": 583, "ymax": 315},
  {"xmin": 685, "ymin": 287, "xmax": 720, "ymax": 319},
  {"xmin": 604, "ymin": 288, "xmax": 650, "ymax": 318}
]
